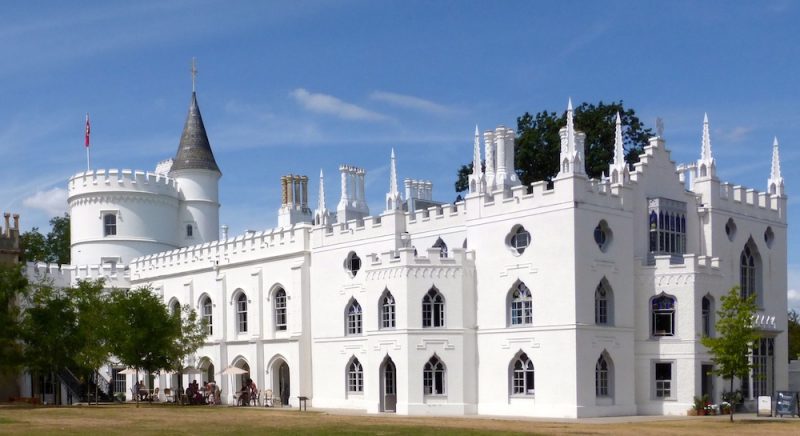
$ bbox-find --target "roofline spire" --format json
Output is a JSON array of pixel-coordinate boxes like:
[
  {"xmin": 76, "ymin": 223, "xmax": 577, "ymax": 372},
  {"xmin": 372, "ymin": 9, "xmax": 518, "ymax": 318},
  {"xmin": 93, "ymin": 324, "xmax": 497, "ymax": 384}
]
[
  {"xmin": 701, "ymin": 112, "xmax": 713, "ymax": 162},
  {"xmin": 191, "ymin": 57, "xmax": 197, "ymax": 93},
  {"xmin": 318, "ymin": 168, "xmax": 326, "ymax": 212},
  {"xmin": 389, "ymin": 147, "xmax": 398, "ymax": 197},
  {"xmin": 472, "ymin": 124, "xmax": 481, "ymax": 176},
  {"xmin": 613, "ymin": 112, "xmax": 624, "ymax": 169}
]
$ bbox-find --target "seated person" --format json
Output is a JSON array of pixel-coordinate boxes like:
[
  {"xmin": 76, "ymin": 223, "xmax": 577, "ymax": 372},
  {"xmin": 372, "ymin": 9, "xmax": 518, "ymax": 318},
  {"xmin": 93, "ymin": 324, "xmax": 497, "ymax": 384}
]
[
  {"xmin": 206, "ymin": 381, "xmax": 217, "ymax": 405},
  {"xmin": 248, "ymin": 379, "xmax": 258, "ymax": 405},
  {"xmin": 137, "ymin": 380, "xmax": 148, "ymax": 401},
  {"xmin": 238, "ymin": 382, "xmax": 250, "ymax": 406}
]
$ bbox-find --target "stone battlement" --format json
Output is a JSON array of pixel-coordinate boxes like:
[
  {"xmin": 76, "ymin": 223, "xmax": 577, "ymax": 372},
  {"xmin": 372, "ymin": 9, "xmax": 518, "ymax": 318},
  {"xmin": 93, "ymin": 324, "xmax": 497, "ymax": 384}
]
[
  {"xmin": 68, "ymin": 169, "xmax": 179, "ymax": 199},
  {"xmin": 714, "ymin": 182, "xmax": 784, "ymax": 220},
  {"xmin": 24, "ymin": 261, "xmax": 131, "ymax": 288},
  {"xmin": 130, "ymin": 223, "xmax": 312, "ymax": 279}
]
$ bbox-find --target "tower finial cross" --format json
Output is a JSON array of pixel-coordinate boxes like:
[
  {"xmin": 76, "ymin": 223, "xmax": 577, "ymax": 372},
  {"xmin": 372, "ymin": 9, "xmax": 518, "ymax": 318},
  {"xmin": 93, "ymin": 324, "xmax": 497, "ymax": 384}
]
[{"xmin": 191, "ymin": 57, "xmax": 197, "ymax": 92}]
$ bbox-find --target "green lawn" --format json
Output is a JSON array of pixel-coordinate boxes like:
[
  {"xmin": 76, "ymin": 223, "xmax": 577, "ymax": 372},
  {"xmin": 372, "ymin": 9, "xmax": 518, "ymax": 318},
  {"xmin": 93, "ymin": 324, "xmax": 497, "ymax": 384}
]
[{"xmin": 1, "ymin": 403, "xmax": 798, "ymax": 435}]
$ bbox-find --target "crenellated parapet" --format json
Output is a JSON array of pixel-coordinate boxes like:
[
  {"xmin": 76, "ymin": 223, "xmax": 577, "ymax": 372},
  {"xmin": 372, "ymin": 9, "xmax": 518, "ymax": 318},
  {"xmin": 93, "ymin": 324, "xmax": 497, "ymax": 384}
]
[
  {"xmin": 711, "ymin": 182, "xmax": 785, "ymax": 221},
  {"xmin": 24, "ymin": 261, "xmax": 131, "ymax": 289},
  {"xmin": 129, "ymin": 223, "xmax": 312, "ymax": 280},
  {"xmin": 69, "ymin": 169, "xmax": 179, "ymax": 200},
  {"xmin": 362, "ymin": 247, "xmax": 474, "ymax": 281}
]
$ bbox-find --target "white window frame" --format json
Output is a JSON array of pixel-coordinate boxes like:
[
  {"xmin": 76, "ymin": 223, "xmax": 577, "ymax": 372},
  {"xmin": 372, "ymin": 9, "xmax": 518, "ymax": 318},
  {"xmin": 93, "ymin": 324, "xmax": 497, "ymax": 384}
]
[
  {"xmin": 509, "ymin": 226, "xmax": 531, "ymax": 255},
  {"xmin": 510, "ymin": 352, "xmax": 535, "ymax": 396},
  {"xmin": 422, "ymin": 288, "xmax": 445, "ymax": 328},
  {"xmin": 346, "ymin": 300, "xmax": 362, "ymax": 335},
  {"xmin": 381, "ymin": 290, "xmax": 395, "ymax": 329},
  {"xmin": 423, "ymin": 355, "xmax": 446, "ymax": 396},
  {"xmin": 651, "ymin": 294, "xmax": 676, "ymax": 337},
  {"xmin": 274, "ymin": 288, "xmax": 287, "ymax": 331},
  {"xmin": 236, "ymin": 293, "xmax": 248, "ymax": 334},
  {"xmin": 347, "ymin": 358, "xmax": 363, "ymax": 393},
  {"xmin": 596, "ymin": 355, "xmax": 610, "ymax": 397},
  {"xmin": 653, "ymin": 361, "xmax": 674, "ymax": 400},
  {"xmin": 509, "ymin": 282, "xmax": 532, "ymax": 326},
  {"xmin": 202, "ymin": 296, "xmax": 213, "ymax": 335}
]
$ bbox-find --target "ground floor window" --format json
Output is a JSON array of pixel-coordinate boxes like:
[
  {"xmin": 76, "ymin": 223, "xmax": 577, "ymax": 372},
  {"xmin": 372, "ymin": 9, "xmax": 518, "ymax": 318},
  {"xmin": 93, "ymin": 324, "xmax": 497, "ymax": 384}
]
[
  {"xmin": 654, "ymin": 362, "xmax": 672, "ymax": 399},
  {"xmin": 423, "ymin": 356, "xmax": 446, "ymax": 395},
  {"xmin": 752, "ymin": 337, "xmax": 774, "ymax": 398},
  {"xmin": 112, "ymin": 369, "xmax": 126, "ymax": 394}
]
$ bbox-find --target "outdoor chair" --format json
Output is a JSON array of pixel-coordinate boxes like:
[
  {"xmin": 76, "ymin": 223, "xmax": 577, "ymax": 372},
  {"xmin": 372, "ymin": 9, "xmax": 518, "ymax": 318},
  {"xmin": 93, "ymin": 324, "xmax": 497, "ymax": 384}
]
[
  {"xmin": 164, "ymin": 388, "xmax": 174, "ymax": 403},
  {"xmin": 264, "ymin": 389, "xmax": 273, "ymax": 407},
  {"xmin": 250, "ymin": 390, "xmax": 260, "ymax": 406},
  {"xmin": 152, "ymin": 387, "xmax": 160, "ymax": 402}
]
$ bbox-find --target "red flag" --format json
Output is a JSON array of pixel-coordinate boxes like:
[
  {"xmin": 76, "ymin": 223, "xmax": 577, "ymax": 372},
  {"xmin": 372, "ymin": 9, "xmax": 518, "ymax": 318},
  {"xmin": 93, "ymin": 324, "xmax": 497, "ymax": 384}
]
[{"xmin": 85, "ymin": 113, "xmax": 91, "ymax": 148}]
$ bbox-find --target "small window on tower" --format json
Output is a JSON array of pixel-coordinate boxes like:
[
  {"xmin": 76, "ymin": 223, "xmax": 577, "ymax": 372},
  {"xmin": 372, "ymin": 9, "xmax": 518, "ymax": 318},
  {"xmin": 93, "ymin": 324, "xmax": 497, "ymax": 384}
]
[
  {"xmin": 104, "ymin": 214, "xmax": 117, "ymax": 237},
  {"xmin": 186, "ymin": 224, "xmax": 193, "ymax": 238}
]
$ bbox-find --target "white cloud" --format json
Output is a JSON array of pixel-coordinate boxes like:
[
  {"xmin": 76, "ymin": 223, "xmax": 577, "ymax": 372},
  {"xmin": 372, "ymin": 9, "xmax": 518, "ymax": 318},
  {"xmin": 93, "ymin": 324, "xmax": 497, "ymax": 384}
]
[
  {"xmin": 370, "ymin": 91, "xmax": 457, "ymax": 116},
  {"xmin": 717, "ymin": 126, "xmax": 753, "ymax": 142},
  {"xmin": 290, "ymin": 88, "xmax": 389, "ymax": 121},
  {"xmin": 22, "ymin": 187, "xmax": 68, "ymax": 217}
]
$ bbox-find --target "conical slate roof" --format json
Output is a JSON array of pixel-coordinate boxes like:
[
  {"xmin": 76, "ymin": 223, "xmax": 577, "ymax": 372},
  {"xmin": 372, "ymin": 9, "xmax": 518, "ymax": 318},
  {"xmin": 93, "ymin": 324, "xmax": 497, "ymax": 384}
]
[{"xmin": 170, "ymin": 92, "xmax": 220, "ymax": 174}]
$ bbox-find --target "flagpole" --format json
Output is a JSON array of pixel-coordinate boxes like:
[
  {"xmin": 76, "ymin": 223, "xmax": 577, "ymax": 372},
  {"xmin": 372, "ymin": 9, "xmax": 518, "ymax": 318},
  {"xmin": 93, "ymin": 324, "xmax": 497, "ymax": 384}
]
[{"xmin": 85, "ymin": 113, "xmax": 91, "ymax": 171}]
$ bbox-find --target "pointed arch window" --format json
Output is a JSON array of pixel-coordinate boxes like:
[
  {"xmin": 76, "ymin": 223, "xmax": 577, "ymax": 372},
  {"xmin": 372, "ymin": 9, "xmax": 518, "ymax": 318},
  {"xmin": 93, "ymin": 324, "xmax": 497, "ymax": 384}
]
[
  {"xmin": 169, "ymin": 299, "xmax": 181, "ymax": 316},
  {"xmin": 347, "ymin": 357, "xmax": 363, "ymax": 393},
  {"xmin": 701, "ymin": 295, "xmax": 713, "ymax": 337},
  {"xmin": 346, "ymin": 299, "xmax": 362, "ymax": 335},
  {"xmin": 511, "ymin": 352, "xmax": 535, "ymax": 396},
  {"xmin": 186, "ymin": 224, "xmax": 193, "ymax": 238},
  {"xmin": 509, "ymin": 282, "xmax": 532, "ymax": 326},
  {"xmin": 433, "ymin": 238, "xmax": 448, "ymax": 258},
  {"xmin": 740, "ymin": 241, "xmax": 760, "ymax": 301},
  {"xmin": 381, "ymin": 290, "xmax": 395, "ymax": 329},
  {"xmin": 596, "ymin": 354, "xmax": 611, "ymax": 397},
  {"xmin": 595, "ymin": 280, "xmax": 614, "ymax": 325},
  {"xmin": 423, "ymin": 355, "xmax": 446, "ymax": 395},
  {"xmin": 236, "ymin": 293, "xmax": 248, "ymax": 333},
  {"xmin": 274, "ymin": 288, "xmax": 287, "ymax": 331},
  {"xmin": 422, "ymin": 287, "xmax": 445, "ymax": 328},
  {"xmin": 202, "ymin": 296, "xmax": 213, "ymax": 335}
]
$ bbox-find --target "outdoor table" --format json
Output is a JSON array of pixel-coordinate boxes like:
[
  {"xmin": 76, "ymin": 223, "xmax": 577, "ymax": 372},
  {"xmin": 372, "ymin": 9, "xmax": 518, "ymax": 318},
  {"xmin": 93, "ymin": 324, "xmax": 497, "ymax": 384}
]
[{"xmin": 298, "ymin": 396, "xmax": 308, "ymax": 411}]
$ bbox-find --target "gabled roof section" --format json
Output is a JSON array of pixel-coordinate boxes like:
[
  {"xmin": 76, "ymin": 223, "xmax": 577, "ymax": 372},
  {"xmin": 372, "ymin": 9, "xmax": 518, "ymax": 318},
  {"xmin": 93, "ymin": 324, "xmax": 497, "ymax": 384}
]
[{"xmin": 170, "ymin": 92, "xmax": 220, "ymax": 174}]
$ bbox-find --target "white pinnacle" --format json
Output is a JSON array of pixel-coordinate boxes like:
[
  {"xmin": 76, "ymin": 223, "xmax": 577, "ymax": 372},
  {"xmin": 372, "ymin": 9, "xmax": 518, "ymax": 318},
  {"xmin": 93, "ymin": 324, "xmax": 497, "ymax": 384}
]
[
  {"xmin": 317, "ymin": 169, "xmax": 326, "ymax": 212},
  {"xmin": 389, "ymin": 148, "xmax": 398, "ymax": 197},
  {"xmin": 472, "ymin": 124, "xmax": 481, "ymax": 176},
  {"xmin": 771, "ymin": 136, "xmax": 782, "ymax": 181},
  {"xmin": 701, "ymin": 112, "xmax": 713, "ymax": 162},
  {"xmin": 613, "ymin": 112, "xmax": 624, "ymax": 169},
  {"xmin": 566, "ymin": 98, "xmax": 575, "ymax": 153}
]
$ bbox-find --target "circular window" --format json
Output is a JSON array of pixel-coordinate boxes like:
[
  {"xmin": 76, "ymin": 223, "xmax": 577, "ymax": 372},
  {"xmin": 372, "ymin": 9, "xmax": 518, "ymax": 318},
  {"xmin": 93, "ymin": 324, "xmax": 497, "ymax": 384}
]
[
  {"xmin": 594, "ymin": 220, "xmax": 613, "ymax": 252},
  {"xmin": 507, "ymin": 226, "xmax": 531, "ymax": 255},
  {"xmin": 764, "ymin": 227, "xmax": 774, "ymax": 248},
  {"xmin": 725, "ymin": 218, "xmax": 736, "ymax": 242},
  {"xmin": 344, "ymin": 252, "xmax": 361, "ymax": 277}
]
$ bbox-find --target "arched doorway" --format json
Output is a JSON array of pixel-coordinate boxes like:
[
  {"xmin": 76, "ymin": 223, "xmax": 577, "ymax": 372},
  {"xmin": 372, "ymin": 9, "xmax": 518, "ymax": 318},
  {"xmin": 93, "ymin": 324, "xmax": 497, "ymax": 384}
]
[
  {"xmin": 198, "ymin": 357, "xmax": 215, "ymax": 383},
  {"xmin": 380, "ymin": 356, "xmax": 397, "ymax": 412},
  {"xmin": 268, "ymin": 357, "xmax": 290, "ymax": 407}
]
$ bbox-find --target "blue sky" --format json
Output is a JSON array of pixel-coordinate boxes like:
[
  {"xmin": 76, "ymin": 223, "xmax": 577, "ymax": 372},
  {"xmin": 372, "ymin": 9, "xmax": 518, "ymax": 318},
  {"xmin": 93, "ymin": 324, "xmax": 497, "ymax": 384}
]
[{"xmin": 1, "ymin": 1, "xmax": 798, "ymax": 308}]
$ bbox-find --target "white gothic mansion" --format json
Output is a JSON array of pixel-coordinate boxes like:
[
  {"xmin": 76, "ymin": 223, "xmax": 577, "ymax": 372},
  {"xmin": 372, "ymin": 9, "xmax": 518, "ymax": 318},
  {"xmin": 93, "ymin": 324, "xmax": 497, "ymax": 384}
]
[{"xmin": 21, "ymin": 90, "xmax": 788, "ymax": 417}]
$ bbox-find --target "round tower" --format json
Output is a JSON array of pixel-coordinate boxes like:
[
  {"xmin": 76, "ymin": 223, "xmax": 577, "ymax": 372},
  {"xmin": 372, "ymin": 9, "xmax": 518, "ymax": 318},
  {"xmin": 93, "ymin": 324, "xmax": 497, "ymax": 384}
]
[
  {"xmin": 68, "ymin": 169, "xmax": 180, "ymax": 266},
  {"xmin": 169, "ymin": 91, "xmax": 221, "ymax": 246}
]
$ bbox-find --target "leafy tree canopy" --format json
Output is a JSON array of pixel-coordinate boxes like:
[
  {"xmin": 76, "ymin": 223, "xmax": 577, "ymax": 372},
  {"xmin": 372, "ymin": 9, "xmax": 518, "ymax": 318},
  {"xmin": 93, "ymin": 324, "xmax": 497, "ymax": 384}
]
[
  {"xmin": 455, "ymin": 101, "xmax": 652, "ymax": 193},
  {"xmin": 701, "ymin": 287, "xmax": 758, "ymax": 422},
  {"xmin": 20, "ymin": 214, "xmax": 70, "ymax": 264},
  {"xmin": 107, "ymin": 287, "xmax": 206, "ymax": 377},
  {"xmin": 0, "ymin": 264, "xmax": 29, "ymax": 374},
  {"xmin": 789, "ymin": 309, "xmax": 800, "ymax": 362}
]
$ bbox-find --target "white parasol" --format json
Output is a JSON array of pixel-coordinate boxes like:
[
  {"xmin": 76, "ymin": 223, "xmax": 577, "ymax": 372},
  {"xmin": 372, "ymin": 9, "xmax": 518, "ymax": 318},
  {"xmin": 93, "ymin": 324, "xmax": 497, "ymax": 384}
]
[{"xmin": 218, "ymin": 366, "xmax": 249, "ymax": 405}]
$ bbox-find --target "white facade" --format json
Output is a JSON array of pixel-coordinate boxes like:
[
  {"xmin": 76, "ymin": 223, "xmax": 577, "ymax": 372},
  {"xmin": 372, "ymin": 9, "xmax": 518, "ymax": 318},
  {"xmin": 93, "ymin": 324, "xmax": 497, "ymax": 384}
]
[{"xmin": 34, "ymin": 95, "xmax": 788, "ymax": 417}]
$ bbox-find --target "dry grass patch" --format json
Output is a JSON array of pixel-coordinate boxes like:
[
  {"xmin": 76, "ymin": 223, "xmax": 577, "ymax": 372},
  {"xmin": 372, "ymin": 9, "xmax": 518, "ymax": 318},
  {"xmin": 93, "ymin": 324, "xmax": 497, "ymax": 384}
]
[{"xmin": 0, "ymin": 404, "xmax": 798, "ymax": 435}]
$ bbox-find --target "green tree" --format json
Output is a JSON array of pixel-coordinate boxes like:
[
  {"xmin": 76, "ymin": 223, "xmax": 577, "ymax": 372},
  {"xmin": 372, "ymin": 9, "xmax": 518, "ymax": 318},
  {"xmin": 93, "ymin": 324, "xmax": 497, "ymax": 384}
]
[
  {"xmin": 19, "ymin": 282, "xmax": 81, "ymax": 403},
  {"xmin": 0, "ymin": 264, "xmax": 28, "ymax": 375},
  {"xmin": 20, "ymin": 228, "xmax": 47, "ymax": 263},
  {"xmin": 701, "ymin": 287, "xmax": 758, "ymax": 422},
  {"xmin": 46, "ymin": 215, "xmax": 70, "ymax": 265},
  {"xmin": 455, "ymin": 101, "xmax": 652, "ymax": 193},
  {"xmin": 107, "ymin": 287, "xmax": 206, "ymax": 404},
  {"xmin": 70, "ymin": 279, "xmax": 110, "ymax": 405},
  {"xmin": 789, "ymin": 309, "xmax": 800, "ymax": 362},
  {"xmin": 19, "ymin": 214, "xmax": 70, "ymax": 264}
]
